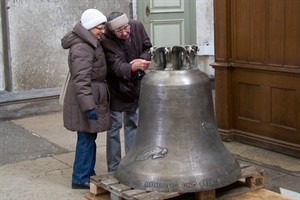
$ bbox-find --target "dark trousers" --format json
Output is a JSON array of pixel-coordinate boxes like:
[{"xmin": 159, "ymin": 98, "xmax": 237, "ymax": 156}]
[{"xmin": 72, "ymin": 131, "xmax": 97, "ymax": 184}]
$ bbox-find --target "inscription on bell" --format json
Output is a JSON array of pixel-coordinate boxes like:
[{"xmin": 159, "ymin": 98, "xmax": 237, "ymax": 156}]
[
  {"xmin": 145, "ymin": 181, "xmax": 179, "ymax": 190},
  {"xmin": 143, "ymin": 178, "xmax": 224, "ymax": 191}
]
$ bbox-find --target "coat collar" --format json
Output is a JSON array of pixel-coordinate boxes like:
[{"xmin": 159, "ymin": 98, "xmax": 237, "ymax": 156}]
[{"xmin": 73, "ymin": 22, "xmax": 99, "ymax": 48}]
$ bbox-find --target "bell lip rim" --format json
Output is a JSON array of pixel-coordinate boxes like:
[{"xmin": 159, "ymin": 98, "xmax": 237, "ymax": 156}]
[{"xmin": 115, "ymin": 168, "xmax": 242, "ymax": 193}]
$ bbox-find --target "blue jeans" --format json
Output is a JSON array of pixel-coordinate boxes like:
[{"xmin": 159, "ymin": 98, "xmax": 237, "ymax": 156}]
[
  {"xmin": 106, "ymin": 110, "xmax": 138, "ymax": 172},
  {"xmin": 72, "ymin": 131, "xmax": 97, "ymax": 184}
]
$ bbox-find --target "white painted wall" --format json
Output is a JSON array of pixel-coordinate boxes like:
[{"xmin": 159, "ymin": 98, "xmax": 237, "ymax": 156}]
[{"xmin": 195, "ymin": 0, "xmax": 215, "ymax": 76}]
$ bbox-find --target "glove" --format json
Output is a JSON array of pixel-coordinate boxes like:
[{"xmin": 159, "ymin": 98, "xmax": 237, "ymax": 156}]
[{"xmin": 86, "ymin": 108, "xmax": 98, "ymax": 120}]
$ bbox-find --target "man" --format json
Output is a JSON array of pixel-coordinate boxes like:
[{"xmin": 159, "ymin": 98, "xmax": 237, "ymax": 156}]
[
  {"xmin": 61, "ymin": 9, "xmax": 111, "ymax": 189},
  {"xmin": 102, "ymin": 12, "xmax": 152, "ymax": 172}
]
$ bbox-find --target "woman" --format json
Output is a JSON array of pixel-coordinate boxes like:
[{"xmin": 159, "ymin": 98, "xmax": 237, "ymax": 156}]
[{"xmin": 61, "ymin": 8, "xmax": 111, "ymax": 189}]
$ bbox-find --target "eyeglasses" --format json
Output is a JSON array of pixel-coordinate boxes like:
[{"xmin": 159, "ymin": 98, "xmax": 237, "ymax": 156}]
[
  {"xmin": 114, "ymin": 24, "xmax": 130, "ymax": 35},
  {"xmin": 94, "ymin": 24, "xmax": 106, "ymax": 32}
]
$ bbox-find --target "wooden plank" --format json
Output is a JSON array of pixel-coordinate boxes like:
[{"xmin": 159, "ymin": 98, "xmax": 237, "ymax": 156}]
[
  {"xmin": 218, "ymin": 188, "xmax": 292, "ymax": 200},
  {"xmin": 240, "ymin": 165, "xmax": 264, "ymax": 178},
  {"xmin": 132, "ymin": 191, "xmax": 179, "ymax": 200},
  {"xmin": 90, "ymin": 181, "xmax": 108, "ymax": 195},
  {"xmin": 245, "ymin": 173, "xmax": 264, "ymax": 190},
  {"xmin": 132, "ymin": 192, "xmax": 161, "ymax": 200},
  {"xmin": 109, "ymin": 183, "xmax": 131, "ymax": 198},
  {"xmin": 216, "ymin": 175, "xmax": 264, "ymax": 198},
  {"xmin": 215, "ymin": 165, "xmax": 265, "ymax": 199},
  {"xmin": 110, "ymin": 183, "xmax": 131, "ymax": 193},
  {"xmin": 90, "ymin": 173, "xmax": 115, "ymax": 182},
  {"xmin": 100, "ymin": 178, "xmax": 119, "ymax": 190},
  {"xmin": 84, "ymin": 165, "xmax": 275, "ymax": 200},
  {"xmin": 110, "ymin": 192, "xmax": 124, "ymax": 200},
  {"xmin": 157, "ymin": 192, "xmax": 181, "ymax": 199},
  {"xmin": 84, "ymin": 192, "xmax": 110, "ymax": 200},
  {"xmin": 195, "ymin": 189, "xmax": 216, "ymax": 200},
  {"xmin": 90, "ymin": 173, "xmax": 116, "ymax": 195},
  {"xmin": 122, "ymin": 189, "xmax": 147, "ymax": 199}
]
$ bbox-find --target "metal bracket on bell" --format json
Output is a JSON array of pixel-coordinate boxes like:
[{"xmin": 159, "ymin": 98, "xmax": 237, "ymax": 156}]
[{"xmin": 150, "ymin": 45, "xmax": 199, "ymax": 71}]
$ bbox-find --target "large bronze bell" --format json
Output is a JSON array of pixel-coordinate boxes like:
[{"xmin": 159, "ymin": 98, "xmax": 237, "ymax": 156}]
[{"xmin": 115, "ymin": 45, "xmax": 241, "ymax": 192}]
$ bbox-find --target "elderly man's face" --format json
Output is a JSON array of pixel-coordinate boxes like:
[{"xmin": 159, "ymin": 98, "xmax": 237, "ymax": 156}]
[{"xmin": 114, "ymin": 24, "xmax": 131, "ymax": 40}]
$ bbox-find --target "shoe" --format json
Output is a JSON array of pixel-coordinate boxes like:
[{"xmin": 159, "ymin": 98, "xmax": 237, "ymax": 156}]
[{"xmin": 71, "ymin": 181, "xmax": 90, "ymax": 189}]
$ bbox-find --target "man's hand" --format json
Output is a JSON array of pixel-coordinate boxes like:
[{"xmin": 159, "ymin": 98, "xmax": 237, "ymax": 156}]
[{"xmin": 130, "ymin": 59, "xmax": 151, "ymax": 72}]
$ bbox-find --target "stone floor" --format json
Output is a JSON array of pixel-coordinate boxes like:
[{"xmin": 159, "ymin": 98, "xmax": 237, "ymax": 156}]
[{"xmin": 0, "ymin": 112, "xmax": 299, "ymax": 200}]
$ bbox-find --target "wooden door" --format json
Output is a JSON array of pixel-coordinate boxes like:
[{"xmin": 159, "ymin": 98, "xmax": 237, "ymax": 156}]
[{"xmin": 212, "ymin": 0, "xmax": 300, "ymax": 158}]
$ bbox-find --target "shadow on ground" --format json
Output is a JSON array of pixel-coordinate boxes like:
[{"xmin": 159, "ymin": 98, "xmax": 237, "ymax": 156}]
[{"xmin": 0, "ymin": 121, "xmax": 69, "ymax": 166}]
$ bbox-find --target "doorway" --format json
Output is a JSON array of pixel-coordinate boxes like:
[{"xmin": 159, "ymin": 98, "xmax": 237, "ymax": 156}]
[{"xmin": 137, "ymin": 0, "xmax": 196, "ymax": 47}]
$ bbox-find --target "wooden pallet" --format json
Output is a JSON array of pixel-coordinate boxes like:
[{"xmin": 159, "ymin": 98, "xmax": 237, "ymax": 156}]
[{"xmin": 84, "ymin": 164, "xmax": 265, "ymax": 200}]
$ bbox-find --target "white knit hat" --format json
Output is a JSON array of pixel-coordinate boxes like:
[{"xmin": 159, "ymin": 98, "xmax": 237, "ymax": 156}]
[{"xmin": 81, "ymin": 9, "xmax": 107, "ymax": 30}]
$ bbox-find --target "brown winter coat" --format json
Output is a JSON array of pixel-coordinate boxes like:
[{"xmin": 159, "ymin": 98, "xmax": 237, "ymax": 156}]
[
  {"xmin": 102, "ymin": 19, "xmax": 152, "ymax": 112},
  {"xmin": 61, "ymin": 22, "xmax": 111, "ymax": 133}
]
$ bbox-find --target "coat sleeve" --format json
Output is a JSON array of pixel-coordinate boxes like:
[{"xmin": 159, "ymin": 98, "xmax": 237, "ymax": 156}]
[
  {"xmin": 137, "ymin": 23, "xmax": 152, "ymax": 61},
  {"xmin": 70, "ymin": 44, "xmax": 96, "ymax": 112},
  {"xmin": 102, "ymin": 38, "xmax": 133, "ymax": 80},
  {"xmin": 105, "ymin": 48, "xmax": 132, "ymax": 80}
]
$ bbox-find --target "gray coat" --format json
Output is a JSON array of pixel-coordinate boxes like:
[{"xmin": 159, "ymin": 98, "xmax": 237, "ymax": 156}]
[{"xmin": 61, "ymin": 22, "xmax": 111, "ymax": 133}]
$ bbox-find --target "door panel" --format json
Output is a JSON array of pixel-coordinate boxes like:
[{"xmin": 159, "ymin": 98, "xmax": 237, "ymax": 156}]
[
  {"xmin": 137, "ymin": 0, "xmax": 196, "ymax": 47},
  {"xmin": 151, "ymin": 20, "xmax": 184, "ymax": 46},
  {"xmin": 213, "ymin": 0, "xmax": 300, "ymax": 157}
]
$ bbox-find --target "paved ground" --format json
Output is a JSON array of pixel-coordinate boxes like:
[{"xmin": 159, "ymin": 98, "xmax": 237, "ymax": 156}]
[{"xmin": 0, "ymin": 112, "xmax": 299, "ymax": 200}]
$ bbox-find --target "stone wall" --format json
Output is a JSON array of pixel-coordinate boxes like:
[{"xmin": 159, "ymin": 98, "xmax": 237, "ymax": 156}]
[
  {"xmin": 0, "ymin": 0, "xmax": 131, "ymax": 120},
  {"xmin": 6, "ymin": 0, "xmax": 130, "ymax": 91},
  {"xmin": 0, "ymin": 0, "xmax": 215, "ymax": 120}
]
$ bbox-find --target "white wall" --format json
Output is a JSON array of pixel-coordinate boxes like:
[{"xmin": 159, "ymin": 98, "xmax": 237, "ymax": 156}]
[
  {"xmin": 195, "ymin": 0, "xmax": 215, "ymax": 76},
  {"xmin": 132, "ymin": 0, "xmax": 137, "ymax": 19}
]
